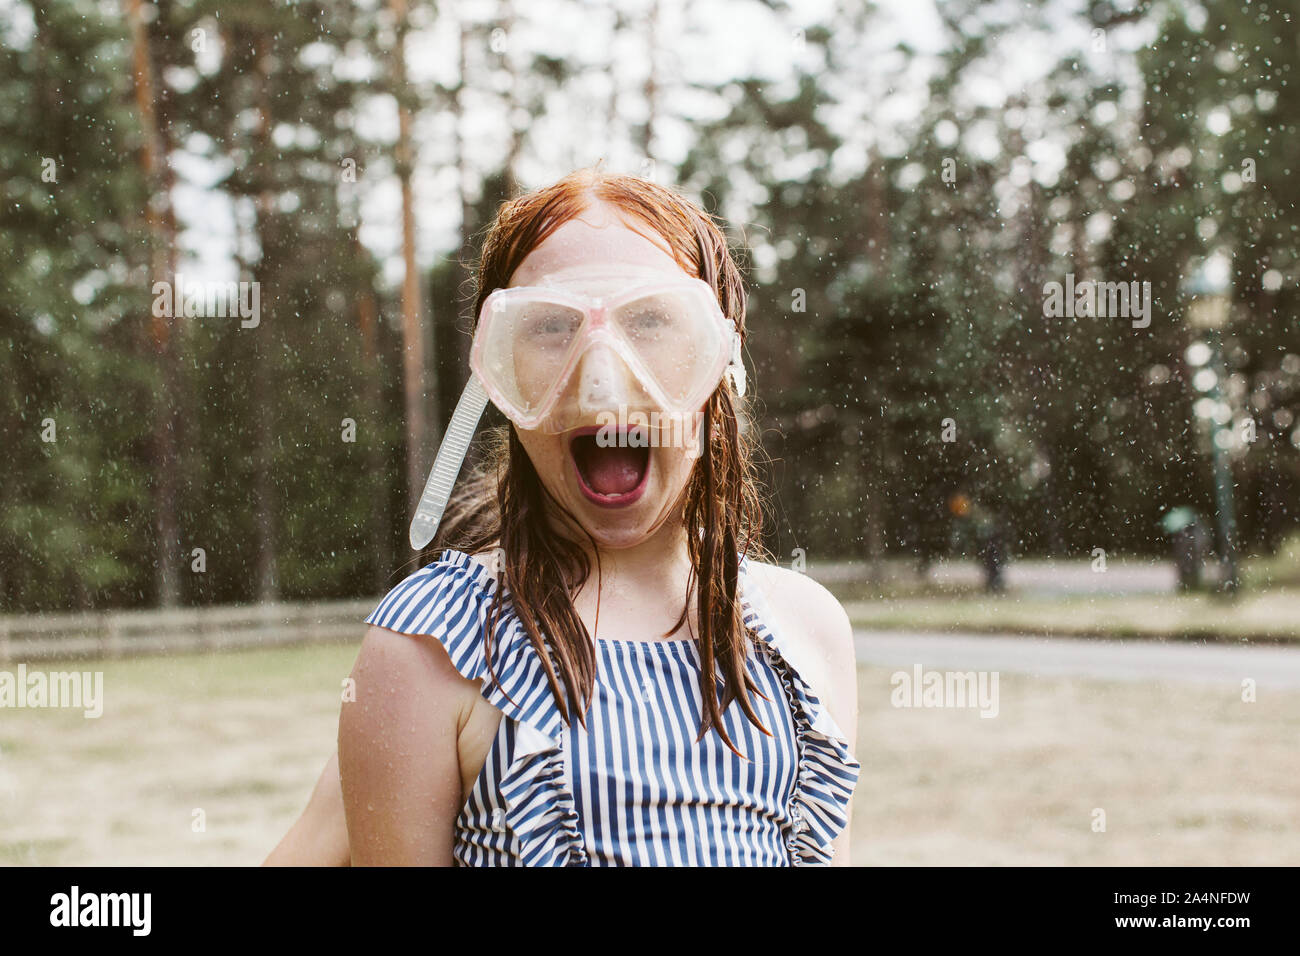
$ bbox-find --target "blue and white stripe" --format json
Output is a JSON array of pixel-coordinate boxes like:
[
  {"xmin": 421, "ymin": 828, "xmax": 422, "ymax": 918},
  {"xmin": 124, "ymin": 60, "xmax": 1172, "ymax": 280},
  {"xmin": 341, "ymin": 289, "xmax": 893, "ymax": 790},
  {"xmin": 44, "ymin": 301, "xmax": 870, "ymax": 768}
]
[{"xmin": 364, "ymin": 549, "xmax": 860, "ymax": 866}]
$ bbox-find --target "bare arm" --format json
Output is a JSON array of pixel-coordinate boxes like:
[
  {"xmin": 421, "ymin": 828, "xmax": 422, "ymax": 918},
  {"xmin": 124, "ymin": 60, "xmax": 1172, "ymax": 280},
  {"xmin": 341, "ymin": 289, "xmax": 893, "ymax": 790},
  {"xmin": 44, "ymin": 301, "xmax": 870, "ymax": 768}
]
[
  {"xmin": 263, "ymin": 749, "xmax": 351, "ymax": 866},
  {"xmin": 338, "ymin": 624, "xmax": 468, "ymax": 866}
]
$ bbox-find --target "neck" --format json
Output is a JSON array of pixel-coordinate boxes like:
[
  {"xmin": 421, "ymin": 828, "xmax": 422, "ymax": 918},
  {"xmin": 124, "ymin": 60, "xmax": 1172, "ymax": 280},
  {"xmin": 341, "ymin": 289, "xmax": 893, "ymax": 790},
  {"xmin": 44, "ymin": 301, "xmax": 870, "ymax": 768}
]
[
  {"xmin": 568, "ymin": 522, "xmax": 701, "ymax": 640},
  {"xmin": 554, "ymin": 512, "xmax": 696, "ymax": 603},
  {"xmin": 602, "ymin": 529, "xmax": 690, "ymax": 579}
]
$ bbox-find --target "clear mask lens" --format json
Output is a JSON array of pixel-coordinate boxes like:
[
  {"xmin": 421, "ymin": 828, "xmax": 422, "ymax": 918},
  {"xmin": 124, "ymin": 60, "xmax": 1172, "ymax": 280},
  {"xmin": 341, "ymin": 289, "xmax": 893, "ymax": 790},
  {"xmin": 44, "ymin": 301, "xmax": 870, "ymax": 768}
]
[
  {"xmin": 408, "ymin": 273, "xmax": 743, "ymax": 550},
  {"xmin": 472, "ymin": 278, "xmax": 733, "ymax": 433}
]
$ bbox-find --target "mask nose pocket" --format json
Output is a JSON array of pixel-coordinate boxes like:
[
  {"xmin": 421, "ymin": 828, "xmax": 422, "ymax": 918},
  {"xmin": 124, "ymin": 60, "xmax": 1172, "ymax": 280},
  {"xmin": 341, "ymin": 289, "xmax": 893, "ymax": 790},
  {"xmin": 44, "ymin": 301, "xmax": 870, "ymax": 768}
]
[{"xmin": 575, "ymin": 344, "xmax": 634, "ymax": 412}]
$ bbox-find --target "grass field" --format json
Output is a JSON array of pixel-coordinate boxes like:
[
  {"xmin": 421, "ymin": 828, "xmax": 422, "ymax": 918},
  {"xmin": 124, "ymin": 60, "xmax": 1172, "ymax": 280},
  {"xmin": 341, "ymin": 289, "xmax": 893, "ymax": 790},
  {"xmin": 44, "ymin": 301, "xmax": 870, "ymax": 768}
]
[
  {"xmin": 819, "ymin": 541, "xmax": 1300, "ymax": 641},
  {"xmin": 2, "ymin": 642, "xmax": 1297, "ymax": 865},
  {"xmin": 841, "ymin": 590, "xmax": 1300, "ymax": 642}
]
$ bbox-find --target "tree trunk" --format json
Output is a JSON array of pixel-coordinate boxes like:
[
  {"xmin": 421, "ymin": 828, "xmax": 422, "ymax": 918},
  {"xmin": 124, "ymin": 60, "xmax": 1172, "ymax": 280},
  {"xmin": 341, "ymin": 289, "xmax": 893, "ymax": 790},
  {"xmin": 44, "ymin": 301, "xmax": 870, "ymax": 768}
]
[
  {"xmin": 640, "ymin": 0, "xmax": 659, "ymax": 164},
  {"xmin": 351, "ymin": 229, "xmax": 392, "ymax": 591},
  {"xmin": 497, "ymin": 1, "xmax": 523, "ymax": 194},
  {"xmin": 250, "ymin": 32, "xmax": 280, "ymax": 602},
  {"xmin": 126, "ymin": 0, "xmax": 181, "ymax": 607},
  {"xmin": 451, "ymin": 15, "xmax": 475, "ymax": 385},
  {"xmin": 606, "ymin": 9, "xmax": 624, "ymax": 147},
  {"xmin": 862, "ymin": 150, "xmax": 887, "ymax": 580},
  {"xmin": 390, "ymin": 0, "xmax": 431, "ymax": 514}
]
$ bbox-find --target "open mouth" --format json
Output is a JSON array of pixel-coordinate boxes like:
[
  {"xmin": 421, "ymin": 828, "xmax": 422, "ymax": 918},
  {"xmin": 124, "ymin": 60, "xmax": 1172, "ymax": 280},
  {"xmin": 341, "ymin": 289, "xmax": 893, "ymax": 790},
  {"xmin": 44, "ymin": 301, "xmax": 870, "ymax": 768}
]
[{"xmin": 568, "ymin": 426, "xmax": 651, "ymax": 507}]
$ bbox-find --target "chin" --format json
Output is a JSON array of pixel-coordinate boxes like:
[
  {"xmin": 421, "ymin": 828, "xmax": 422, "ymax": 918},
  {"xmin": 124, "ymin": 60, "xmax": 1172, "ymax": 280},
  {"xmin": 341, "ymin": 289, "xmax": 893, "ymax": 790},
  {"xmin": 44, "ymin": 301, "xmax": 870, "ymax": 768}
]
[
  {"xmin": 517, "ymin": 423, "xmax": 698, "ymax": 547},
  {"xmin": 576, "ymin": 522, "xmax": 661, "ymax": 550}
]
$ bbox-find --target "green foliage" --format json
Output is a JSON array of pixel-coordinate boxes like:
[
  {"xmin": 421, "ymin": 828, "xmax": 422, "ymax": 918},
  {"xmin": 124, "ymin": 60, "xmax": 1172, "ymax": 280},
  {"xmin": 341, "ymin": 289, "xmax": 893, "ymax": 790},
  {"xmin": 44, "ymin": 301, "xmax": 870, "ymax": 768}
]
[{"xmin": 3, "ymin": 0, "xmax": 1297, "ymax": 610}]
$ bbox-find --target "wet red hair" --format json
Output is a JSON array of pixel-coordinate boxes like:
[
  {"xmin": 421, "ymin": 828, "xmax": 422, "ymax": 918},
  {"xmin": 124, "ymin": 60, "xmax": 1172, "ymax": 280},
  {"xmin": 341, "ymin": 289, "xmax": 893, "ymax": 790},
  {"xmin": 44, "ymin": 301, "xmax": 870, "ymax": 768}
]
[{"xmin": 437, "ymin": 166, "xmax": 771, "ymax": 756}]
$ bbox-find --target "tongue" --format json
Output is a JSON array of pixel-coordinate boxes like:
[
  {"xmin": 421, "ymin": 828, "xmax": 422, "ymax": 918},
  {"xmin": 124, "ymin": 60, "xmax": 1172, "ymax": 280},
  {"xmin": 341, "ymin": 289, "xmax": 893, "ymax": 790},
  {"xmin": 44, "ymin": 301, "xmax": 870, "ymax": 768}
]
[{"xmin": 576, "ymin": 442, "xmax": 645, "ymax": 495}]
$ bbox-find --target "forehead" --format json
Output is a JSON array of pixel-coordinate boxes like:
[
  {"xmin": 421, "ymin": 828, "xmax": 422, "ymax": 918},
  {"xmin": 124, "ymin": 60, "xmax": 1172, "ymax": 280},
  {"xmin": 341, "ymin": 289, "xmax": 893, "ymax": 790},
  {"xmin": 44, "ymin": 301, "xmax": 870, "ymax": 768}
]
[{"xmin": 508, "ymin": 205, "xmax": 693, "ymax": 294}]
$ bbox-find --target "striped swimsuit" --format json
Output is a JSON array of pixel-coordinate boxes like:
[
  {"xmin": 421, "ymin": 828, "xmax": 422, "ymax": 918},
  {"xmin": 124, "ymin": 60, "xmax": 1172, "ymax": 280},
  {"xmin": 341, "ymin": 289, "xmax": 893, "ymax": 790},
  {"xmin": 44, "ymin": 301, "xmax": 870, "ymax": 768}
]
[{"xmin": 364, "ymin": 549, "xmax": 860, "ymax": 866}]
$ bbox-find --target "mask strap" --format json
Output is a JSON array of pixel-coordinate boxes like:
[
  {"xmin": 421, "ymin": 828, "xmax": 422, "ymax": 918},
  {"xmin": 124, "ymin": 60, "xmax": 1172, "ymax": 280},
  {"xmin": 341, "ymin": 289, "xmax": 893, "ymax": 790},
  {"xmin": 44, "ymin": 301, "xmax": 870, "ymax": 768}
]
[
  {"xmin": 725, "ymin": 327, "xmax": 746, "ymax": 397},
  {"xmin": 408, "ymin": 374, "xmax": 490, "ymax": 550}
]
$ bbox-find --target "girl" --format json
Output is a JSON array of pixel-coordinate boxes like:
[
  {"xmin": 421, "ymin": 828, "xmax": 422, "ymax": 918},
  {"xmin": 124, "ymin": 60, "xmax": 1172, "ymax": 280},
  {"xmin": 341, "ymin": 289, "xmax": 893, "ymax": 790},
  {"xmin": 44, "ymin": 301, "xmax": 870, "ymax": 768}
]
[{"xmin": 265, "ymin": 166, "xmax": 859, "ymax": 866}]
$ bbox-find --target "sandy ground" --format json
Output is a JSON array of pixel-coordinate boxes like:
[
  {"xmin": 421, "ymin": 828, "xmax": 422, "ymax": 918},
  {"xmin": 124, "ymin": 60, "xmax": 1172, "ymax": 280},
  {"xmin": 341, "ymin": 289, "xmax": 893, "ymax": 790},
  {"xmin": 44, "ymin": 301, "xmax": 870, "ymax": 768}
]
[
  {"xmin": 854, "ymin": 665, "xmax": 1299, "ymax": 865},
  {"xmin": 1, "ymin": 642, "xmax": 1297, "ymax": 865}
]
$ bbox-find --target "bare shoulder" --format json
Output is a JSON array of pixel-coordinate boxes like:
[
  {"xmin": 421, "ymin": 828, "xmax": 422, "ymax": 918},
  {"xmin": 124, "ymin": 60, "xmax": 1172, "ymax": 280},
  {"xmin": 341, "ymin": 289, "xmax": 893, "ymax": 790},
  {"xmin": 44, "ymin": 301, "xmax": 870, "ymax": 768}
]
[
  {"xmin": 746, "ymin": 559, "xmax": 854, "ymax": 655},
  {"xmin": 744, "ymin": 559, "xmax": 856, "ymax": 701},
  {"xmin": 338, "ymin": 625, "xmax": 473, "ymax": 865},
  {"xmin": 346, "ymin": 624, "xmax": 479, "ymax": 727},
  {"xmin": 353, "ymin": 622, "xmax": 460, "ymax": 677}
]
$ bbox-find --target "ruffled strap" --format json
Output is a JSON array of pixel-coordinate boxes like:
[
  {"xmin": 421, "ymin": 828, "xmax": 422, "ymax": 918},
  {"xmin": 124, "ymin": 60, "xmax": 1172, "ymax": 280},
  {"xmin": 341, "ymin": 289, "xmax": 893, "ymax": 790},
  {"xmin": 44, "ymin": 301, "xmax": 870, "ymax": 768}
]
[
  {"xmin": 738, "ymin": 554, "xmax": 860, "ymax": 865},
  {"xmin": 364, "ymin": 549, "xmax": 588, "ymax": 866},
  {"xmin": 495, "ymin": 720, "xmax": 589, "ymax": 866}
]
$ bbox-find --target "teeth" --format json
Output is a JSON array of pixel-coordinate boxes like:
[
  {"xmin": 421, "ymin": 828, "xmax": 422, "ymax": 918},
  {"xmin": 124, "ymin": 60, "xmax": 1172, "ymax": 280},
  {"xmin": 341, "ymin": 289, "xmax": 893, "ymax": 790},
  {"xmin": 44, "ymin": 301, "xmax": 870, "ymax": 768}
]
[{"xmin": 570, "ymin": 431, "xmax": 649, "ymax": 499}]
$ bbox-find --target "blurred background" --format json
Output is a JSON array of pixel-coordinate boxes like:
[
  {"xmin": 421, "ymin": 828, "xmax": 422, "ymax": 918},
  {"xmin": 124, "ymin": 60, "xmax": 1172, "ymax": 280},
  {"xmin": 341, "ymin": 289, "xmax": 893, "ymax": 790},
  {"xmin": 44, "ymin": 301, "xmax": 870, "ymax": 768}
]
[{"xmin": 1, "ymin": 0, "xmax": 1297, "ymax": 865}]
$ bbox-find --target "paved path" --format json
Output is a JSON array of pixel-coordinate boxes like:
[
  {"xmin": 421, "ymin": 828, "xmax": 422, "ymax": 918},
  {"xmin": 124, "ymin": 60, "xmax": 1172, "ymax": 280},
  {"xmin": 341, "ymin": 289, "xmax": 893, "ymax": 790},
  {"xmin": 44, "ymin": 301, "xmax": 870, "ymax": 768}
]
[
  {"xmin": 854, "ymin": 630, "xmax": 1300, "ymax": 687},
  {"xmin": 811, "ymin": 558, "xmax": 1182, "ymax": 595},
  {"xmin": 926, "ymin": 560, "xmax": 1180, "ymax": 595}
]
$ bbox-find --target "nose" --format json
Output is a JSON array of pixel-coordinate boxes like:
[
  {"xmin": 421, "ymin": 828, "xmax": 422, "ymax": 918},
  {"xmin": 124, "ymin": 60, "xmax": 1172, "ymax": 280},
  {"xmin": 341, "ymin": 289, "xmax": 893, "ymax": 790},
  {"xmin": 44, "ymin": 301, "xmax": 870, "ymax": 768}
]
[{"xmin": 575, "ymin": 342, "xmax": 636, "ymax": 413}]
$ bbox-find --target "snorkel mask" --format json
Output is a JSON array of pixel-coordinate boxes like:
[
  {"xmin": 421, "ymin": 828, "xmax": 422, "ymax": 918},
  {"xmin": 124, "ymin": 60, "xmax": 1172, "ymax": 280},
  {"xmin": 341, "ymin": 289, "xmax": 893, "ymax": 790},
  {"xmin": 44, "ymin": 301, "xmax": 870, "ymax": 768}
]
[{"xmin": 408, "ymin": 269, "xmax": 746, "ymax": 549}]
